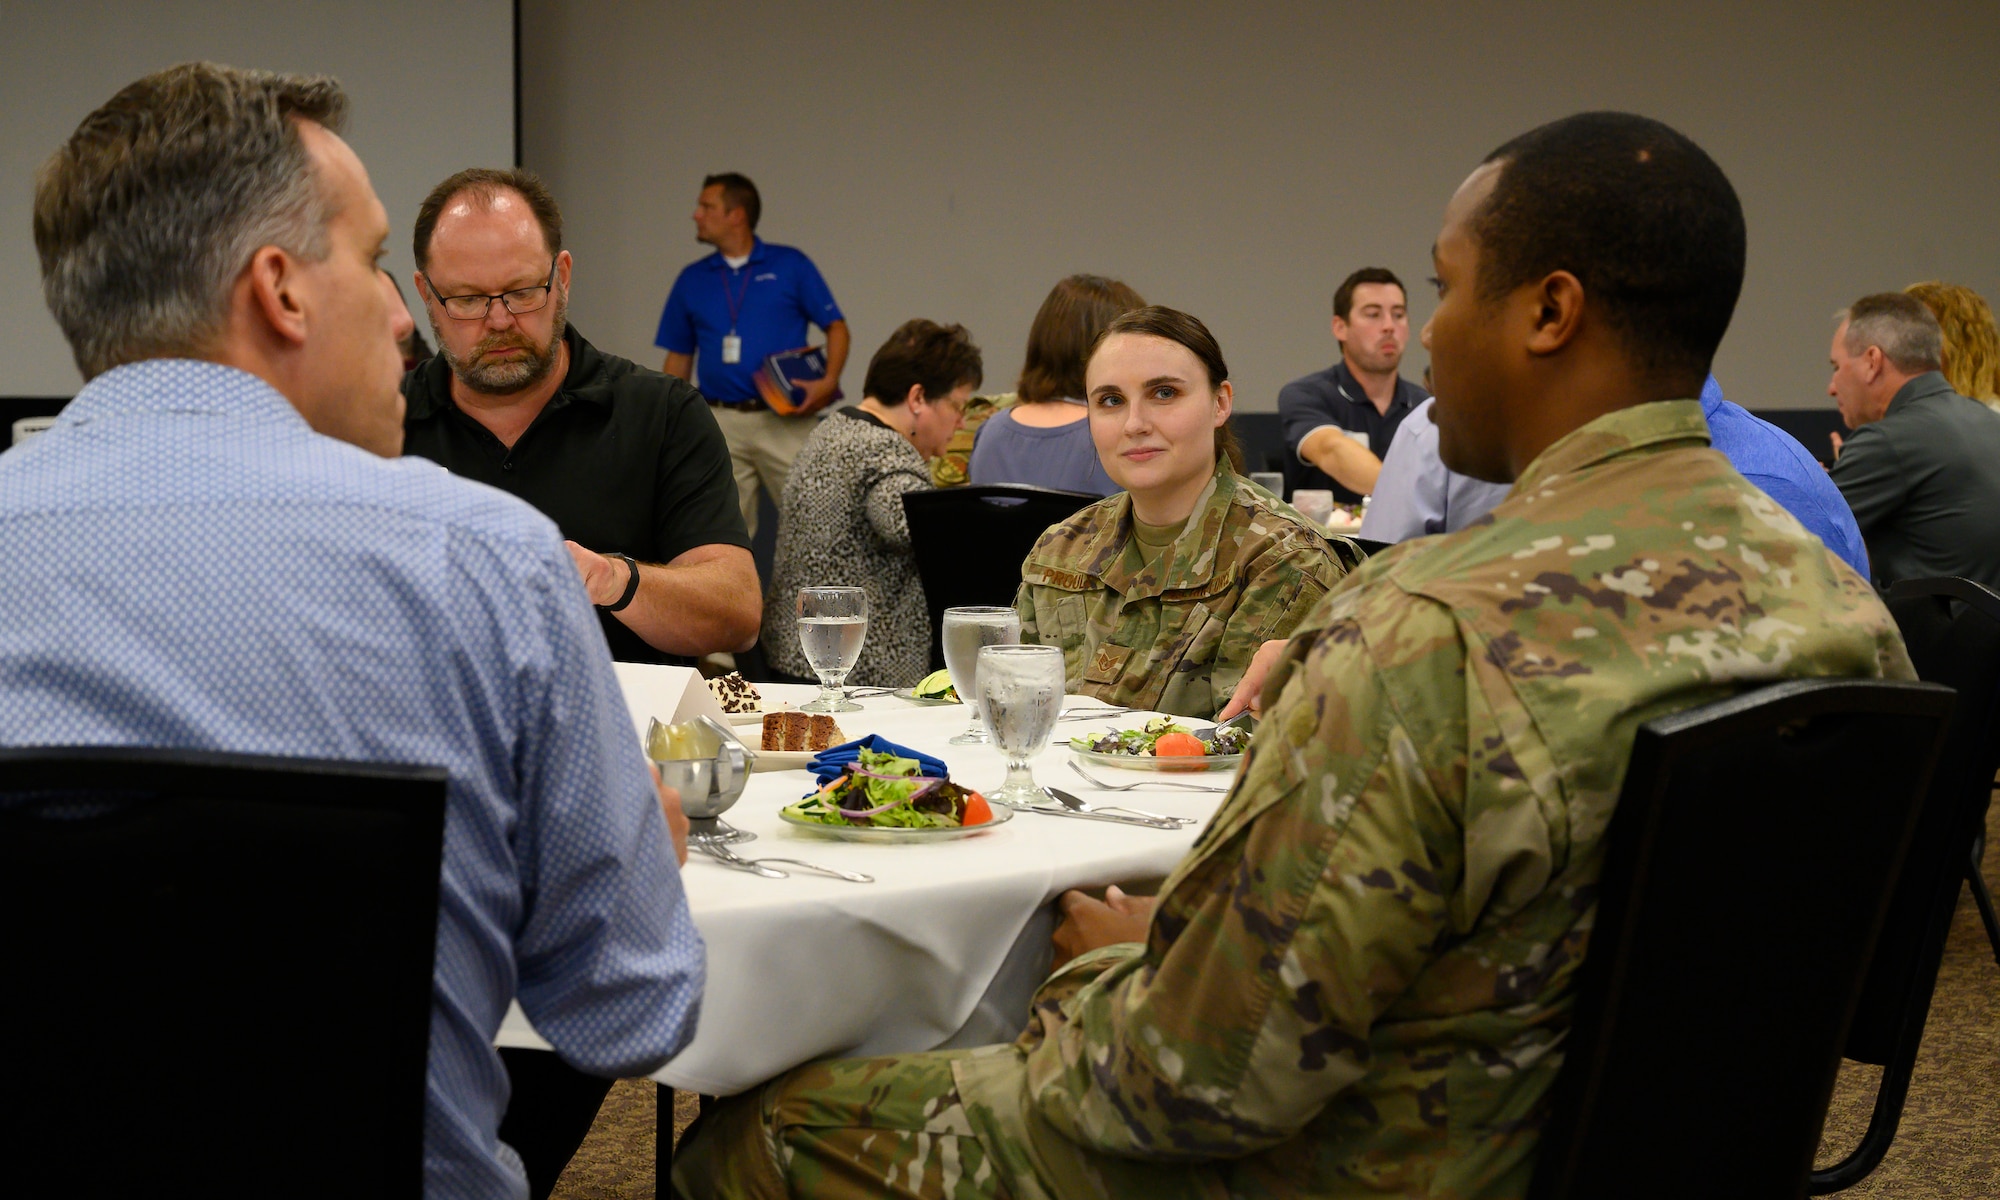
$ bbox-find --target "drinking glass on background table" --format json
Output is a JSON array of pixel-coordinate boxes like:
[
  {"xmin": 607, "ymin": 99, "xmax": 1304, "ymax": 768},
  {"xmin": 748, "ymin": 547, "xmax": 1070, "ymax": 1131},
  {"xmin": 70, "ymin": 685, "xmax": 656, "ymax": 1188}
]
[
  {"xmin": 941, "ymin": 606, "xmax": 1021, "ymax": 745},
  {"xmin": 796, "ymin": 586, "xmax": 867, "ymax": 713},
  {"xmin": 978, "ymin": 643, "xmax": 1065, "ymax": 809},
  {"xmin": 1291, "ymin": 489, "xmax": 1335, "ymax": 526}
]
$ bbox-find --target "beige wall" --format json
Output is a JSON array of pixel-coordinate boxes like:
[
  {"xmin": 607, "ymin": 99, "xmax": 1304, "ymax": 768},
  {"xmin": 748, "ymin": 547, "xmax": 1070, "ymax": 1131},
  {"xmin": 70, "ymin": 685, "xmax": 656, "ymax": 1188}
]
[
  {"xmin": 529, "ymin": 0, "xmax": 2000, "ymax": 416},
  {"xmin": 1, "ymin": 0, "xmax": 513, "ymax": 396}
]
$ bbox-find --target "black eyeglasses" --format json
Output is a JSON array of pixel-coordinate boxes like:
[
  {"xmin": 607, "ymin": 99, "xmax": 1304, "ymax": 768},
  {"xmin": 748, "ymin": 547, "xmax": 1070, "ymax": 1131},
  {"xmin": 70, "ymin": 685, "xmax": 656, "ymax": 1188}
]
[{"xmin": 424, "ymin": 257, "xmax": 558, "ymax": 320}]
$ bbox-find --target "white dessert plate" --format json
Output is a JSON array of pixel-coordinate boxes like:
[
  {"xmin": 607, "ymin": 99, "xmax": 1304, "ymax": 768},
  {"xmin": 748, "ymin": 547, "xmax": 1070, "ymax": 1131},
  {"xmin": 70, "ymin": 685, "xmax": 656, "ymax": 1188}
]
[
  {"xmin": 724, "ymin": 701, "xmax": 796, "ymax": 727},
  {"xmin": 749, "ymin": 749, "xmax": 817, "ymax": 773}
]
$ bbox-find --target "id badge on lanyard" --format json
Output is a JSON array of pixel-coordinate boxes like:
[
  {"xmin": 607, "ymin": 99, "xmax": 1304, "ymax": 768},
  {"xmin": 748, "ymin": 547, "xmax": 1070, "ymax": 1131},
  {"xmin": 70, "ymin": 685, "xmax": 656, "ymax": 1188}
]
[{"xmin": 719, "ymin": 262, "xmax": 752, "ymax": 365}]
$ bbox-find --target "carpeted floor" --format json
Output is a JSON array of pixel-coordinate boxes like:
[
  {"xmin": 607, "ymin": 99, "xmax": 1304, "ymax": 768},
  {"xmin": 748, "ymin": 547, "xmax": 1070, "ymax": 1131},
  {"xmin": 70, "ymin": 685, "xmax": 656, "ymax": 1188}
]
[{"xmin": 552, "ymin": 804, "xmax": 2000, "ymax": 1199}]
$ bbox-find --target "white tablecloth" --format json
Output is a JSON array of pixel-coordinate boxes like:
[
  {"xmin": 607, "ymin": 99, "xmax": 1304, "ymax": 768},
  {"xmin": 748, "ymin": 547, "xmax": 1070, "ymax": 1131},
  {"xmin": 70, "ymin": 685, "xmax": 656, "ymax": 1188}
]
[{"xmin": 497, "ymin": 685, "xmax": 1230, "ymax": 1096}]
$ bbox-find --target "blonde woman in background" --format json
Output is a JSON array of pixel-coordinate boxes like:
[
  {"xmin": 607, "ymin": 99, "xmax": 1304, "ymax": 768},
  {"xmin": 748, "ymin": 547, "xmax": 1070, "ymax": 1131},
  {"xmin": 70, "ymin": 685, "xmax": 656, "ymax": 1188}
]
[{"xmin": 1907, "ymin": 281, "xmax": 2000, "ymax": 412}]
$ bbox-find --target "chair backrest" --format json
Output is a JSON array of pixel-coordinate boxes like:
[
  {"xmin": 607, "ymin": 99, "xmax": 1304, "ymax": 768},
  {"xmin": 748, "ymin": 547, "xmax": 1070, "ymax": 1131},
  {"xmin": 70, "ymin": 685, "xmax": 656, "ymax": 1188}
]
[
  {"xmin": 0, "ymin": 747, "xmax": 447, "ymax": 1198},
  {"xmin": 903, "ymin": 484, "xmax": 1099, "ymax": 670},
  {"xmin": 1844, "ymin": 578, "xmax": 2000, "ymax": 1063},
  {"xmin": 1529, "ymin": 679, "xmax": 1953, "ymax": 1200}
]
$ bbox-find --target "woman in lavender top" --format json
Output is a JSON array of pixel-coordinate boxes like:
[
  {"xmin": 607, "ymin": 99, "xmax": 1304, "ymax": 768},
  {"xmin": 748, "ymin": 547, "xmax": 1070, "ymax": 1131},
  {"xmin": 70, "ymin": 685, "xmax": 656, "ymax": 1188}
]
[{"xmin": 967, "ymin": 274, "xmax": 1144, "ymax": 497}]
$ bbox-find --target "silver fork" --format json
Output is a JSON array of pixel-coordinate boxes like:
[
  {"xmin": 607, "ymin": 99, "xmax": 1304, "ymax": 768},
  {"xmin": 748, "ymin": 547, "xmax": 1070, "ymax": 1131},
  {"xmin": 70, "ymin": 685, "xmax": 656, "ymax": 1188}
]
[
  {"xmin": 1068, "ymin": 759, "xmax": 1232, "ymax": 794},
  {"xmin": 693, "ymin": 834, "xmax": 874, "ymax": 883},
  {"xmin": 736, "ymin": 856, "xmax": 874, "ymax": 883},
  {"xmin": 692, "ymin": 838, "xmax": 788, "ymax": 878}
]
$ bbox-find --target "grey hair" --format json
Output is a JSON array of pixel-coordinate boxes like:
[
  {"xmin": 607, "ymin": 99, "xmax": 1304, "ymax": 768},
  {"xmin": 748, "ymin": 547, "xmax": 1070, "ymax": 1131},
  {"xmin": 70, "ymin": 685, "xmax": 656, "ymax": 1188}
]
[
  {"xmin": 33, "ymin": 62, "xmax": 348, "ymax": 380},
  {"xmin": 1836, "ymin": 292, "xmax": 1945, "ymax": 374}
]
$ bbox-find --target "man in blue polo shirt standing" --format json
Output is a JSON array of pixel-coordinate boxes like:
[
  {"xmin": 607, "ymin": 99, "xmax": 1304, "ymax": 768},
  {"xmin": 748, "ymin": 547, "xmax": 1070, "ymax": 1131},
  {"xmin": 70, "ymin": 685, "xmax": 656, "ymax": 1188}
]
[{"xmin": 658, "ymin": 173, "xmax": 849, "ymax": 538}]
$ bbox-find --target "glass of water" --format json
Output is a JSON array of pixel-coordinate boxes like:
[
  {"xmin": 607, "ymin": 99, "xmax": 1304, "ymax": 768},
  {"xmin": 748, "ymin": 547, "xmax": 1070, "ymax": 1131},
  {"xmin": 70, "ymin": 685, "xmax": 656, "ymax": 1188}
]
[
  {"xmin": 796, "ymin": 586, "xmax": 867, "ymax": 713},
  {"xmin": 977, "ymin": 643, "xmax": 1065, "ymax": 809},
  {"xmin": 941, "ymin": 606, "xmax": 1021, "ymax": 745}
]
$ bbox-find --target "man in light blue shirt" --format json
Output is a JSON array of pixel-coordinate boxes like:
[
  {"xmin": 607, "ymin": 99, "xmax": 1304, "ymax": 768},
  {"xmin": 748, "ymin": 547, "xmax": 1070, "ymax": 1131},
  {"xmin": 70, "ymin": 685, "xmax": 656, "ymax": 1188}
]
[
  {"xmin": 4, "ymin": 64, "xmax": 701, "ymax": 1200},
  {"xmin": 1362, "ymin": 377, "xmax": 1871, "ymax": 578}
]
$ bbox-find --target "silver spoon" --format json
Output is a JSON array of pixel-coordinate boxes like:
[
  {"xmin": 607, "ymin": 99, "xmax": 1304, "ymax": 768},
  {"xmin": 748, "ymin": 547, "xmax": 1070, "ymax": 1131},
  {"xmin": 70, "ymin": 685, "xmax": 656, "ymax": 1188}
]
[
  {"xmin": 1037, "ymin": 787, "xmax": 1195, "ymax": 828},
  {"xmin": 1067, "ymin": 759, "xmax": 1231, "ymax": 794},
  {"xmin": 1057, "ymin": 706, "xmax": 1132, "ymax": 722}
]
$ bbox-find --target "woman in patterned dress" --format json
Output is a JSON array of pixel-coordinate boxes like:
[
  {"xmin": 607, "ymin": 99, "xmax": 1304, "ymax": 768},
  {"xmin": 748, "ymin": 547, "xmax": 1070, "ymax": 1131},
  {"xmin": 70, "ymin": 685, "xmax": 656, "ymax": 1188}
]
[{"xmin": 761, "ymin": 320, "xmax": 982, "ymax": 686}]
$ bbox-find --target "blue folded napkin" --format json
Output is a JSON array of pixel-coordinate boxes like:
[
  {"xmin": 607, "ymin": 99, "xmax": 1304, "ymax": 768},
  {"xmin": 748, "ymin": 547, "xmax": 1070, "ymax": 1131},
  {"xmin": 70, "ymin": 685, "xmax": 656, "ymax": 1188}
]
[{"xmin": 808, "ymin": 734, "xmax": 949, "ymax": 785}]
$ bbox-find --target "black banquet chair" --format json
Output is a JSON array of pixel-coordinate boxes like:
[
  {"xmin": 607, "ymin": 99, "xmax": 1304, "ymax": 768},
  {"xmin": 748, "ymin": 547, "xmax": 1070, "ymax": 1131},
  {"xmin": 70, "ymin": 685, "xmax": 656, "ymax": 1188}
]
[
  {"xmin": 1529, "ymin": 678, "xmax": 1953, "ymax": 1200},
  {"xmin": 0, "ymin": 747, "xmax": 447, "ymax": 1199},
  {"xmin": 1808, "ymin": 577, "xmax": 2000, "ymax": 1193},
  {"xmin": 903, "ymin": 484, "xmax": 1099, "ymax": 670}
]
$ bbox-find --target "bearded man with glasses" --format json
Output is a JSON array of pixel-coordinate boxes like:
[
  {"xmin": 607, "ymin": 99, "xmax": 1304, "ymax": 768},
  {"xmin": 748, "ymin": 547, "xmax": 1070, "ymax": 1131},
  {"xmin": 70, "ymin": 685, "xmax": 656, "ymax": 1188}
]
[{"xmin": 404, "ymin": 168, "xmax": 760, "ymax": 674}]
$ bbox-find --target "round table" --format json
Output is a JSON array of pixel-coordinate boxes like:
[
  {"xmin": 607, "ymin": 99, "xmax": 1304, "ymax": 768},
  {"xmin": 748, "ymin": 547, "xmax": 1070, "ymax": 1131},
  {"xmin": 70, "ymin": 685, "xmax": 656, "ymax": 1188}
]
[{"xmin": 497, "ymin": 684, "xmax": 1232, "ymax": 1096}]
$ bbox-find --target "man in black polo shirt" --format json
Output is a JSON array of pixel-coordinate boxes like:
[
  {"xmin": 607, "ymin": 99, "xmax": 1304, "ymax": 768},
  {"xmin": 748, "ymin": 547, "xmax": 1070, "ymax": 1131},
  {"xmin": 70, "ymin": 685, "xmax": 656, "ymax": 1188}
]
[
  {"xmin": 1277, "ymin": 266, "xmax": 1430, "ymax": 503},
  {"xmin": 404, "ymin": 168, "xmax": 760, "ymax": 667}
]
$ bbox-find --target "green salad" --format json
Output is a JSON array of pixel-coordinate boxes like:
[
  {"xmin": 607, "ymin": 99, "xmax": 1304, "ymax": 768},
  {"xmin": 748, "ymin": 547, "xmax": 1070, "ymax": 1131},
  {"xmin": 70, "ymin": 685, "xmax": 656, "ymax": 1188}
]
[
  {"xmin": 1069, "ymin": 715, "xmax": 1249, "ymax": 757},
  {"xmin": 782, "ymin": 748, "xmax": 986, "ymax": 829}
]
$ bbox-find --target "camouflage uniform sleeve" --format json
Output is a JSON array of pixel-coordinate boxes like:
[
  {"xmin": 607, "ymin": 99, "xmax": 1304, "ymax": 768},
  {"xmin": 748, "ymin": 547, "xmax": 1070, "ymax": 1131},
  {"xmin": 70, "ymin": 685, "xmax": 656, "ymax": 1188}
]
[
  {"xmin": 930, "ymin": 393, "xmax": 1013, "ymax": 488},
  {"xmin": 1204, "ymin": 533, "xmax": 1346, "ymax": 710},
  {"xmin": 1020, "ymin": 588, "xmax": 1484, "ymax": 1159}
]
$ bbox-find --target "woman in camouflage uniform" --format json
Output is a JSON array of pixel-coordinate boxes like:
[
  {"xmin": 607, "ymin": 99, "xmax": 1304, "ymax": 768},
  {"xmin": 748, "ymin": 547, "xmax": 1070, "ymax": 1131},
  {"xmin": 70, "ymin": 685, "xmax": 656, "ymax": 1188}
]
[{"xmin": 1016, "ymin": 306, "xmax": 1347, "ymax": 719}]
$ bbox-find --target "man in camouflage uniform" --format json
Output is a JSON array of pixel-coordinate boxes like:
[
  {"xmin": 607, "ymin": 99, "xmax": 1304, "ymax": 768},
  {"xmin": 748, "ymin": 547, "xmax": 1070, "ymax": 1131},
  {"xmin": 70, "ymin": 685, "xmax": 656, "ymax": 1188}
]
[
  {"xmin": 930, "ymin": 392, "xmax": 1016, "ymax": 487},
  {"xmin": 674, "ymin": 113, "xmax": 1912, "ymax": 1199},
  {"xmin": 1013, "ymin": 461, "xmax": 1345, "ymax": 720}
]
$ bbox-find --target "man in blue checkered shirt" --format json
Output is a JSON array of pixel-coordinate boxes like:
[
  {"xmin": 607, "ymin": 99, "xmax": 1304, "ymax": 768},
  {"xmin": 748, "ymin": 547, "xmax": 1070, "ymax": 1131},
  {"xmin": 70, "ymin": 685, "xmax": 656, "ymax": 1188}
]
[{"xmin": 3, "ymin": 63, "xmax": 702, "ymax": 1200}]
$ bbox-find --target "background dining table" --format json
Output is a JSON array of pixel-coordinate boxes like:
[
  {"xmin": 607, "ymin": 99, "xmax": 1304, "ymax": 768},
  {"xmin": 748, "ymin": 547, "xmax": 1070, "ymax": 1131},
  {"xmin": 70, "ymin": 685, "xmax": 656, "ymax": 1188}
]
[{"xmin": 495, "ymin": 682, "xmax": 1236, "ymax": 1096}]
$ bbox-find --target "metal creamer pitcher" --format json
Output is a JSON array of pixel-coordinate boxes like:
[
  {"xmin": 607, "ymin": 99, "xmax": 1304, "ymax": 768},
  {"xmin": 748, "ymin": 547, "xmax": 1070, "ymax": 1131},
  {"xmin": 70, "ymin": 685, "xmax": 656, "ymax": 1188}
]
[{"xmin": 645, "ymin": 714, "xmax": 757, "ymax": 843}]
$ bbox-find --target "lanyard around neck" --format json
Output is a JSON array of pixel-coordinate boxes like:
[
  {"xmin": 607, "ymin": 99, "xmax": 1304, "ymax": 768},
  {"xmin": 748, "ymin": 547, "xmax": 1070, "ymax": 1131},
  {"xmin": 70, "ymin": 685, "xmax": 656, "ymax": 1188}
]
[{"xmin": 716, "ymin": 258, "xmax": 753, "ymax": 331}]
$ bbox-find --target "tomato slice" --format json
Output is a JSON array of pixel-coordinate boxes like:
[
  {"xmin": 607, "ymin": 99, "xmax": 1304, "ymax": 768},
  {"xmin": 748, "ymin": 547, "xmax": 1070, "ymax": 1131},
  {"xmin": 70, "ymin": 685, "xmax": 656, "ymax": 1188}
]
[
  {"xmin": 1153, "ymin": 731, "xmax": 1206, "ymax": 757},
  {"xmin": 961, "ymin": 791, "xmax": 993, "ymax": 826}
]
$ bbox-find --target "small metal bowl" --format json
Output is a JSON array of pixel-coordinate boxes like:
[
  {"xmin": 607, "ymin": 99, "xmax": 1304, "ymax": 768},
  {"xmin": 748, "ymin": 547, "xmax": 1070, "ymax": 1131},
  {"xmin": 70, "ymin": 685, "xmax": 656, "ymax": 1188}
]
[{"xmin": 646, "ymin": 715, "xmax": 756, "ymax": 837}]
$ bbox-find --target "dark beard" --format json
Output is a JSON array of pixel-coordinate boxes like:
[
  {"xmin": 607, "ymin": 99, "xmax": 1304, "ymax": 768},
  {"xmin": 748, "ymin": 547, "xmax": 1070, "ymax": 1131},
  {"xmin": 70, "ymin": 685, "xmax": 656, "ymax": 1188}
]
[{"xmin": 435, "ymin": 296, "xmax": 569, "ymax": 396}]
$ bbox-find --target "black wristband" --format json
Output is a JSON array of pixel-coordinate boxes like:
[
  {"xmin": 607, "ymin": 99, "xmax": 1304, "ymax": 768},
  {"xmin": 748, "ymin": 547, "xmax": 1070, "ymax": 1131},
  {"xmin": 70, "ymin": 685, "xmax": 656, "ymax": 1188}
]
[{"xmin": 600, "ymin": 553, "xmax": 641, "ymax": 613}]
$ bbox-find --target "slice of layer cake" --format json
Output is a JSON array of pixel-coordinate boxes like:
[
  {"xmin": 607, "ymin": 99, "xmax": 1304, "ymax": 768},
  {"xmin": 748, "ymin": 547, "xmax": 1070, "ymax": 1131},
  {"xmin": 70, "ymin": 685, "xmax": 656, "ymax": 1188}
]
[{"xmin": 761, "ymin": 711, "xmax": 845, "ymax": 751}]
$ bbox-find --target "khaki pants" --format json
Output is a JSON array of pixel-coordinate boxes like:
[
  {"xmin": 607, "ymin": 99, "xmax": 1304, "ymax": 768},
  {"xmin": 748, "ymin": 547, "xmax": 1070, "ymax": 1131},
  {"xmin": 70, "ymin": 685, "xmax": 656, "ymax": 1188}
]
[{"xmin": 711, "ymin": 404, "xmax": 823, "ymax": 540}]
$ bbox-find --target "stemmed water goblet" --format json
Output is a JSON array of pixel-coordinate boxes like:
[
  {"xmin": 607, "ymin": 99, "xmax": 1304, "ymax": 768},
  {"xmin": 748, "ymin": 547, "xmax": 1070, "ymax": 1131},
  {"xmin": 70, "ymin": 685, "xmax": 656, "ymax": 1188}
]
[
  {"xmin": 940, "ymin": 606, "xmax": 1020, "ymax": 745},
  {"xmin": 796, "ymin": 586, "xmax": 867, "ymax": 713},
  {"xmin": 977, "ymin": 643, "xmax": 1066, "ymax": 809}
]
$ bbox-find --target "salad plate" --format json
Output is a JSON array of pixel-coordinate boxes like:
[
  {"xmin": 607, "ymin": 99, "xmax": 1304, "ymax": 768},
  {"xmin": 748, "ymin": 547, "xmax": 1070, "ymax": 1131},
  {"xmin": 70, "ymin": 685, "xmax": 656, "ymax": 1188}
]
[
  {"xmin": 778, "ymin": 802, "xmax": 1013, "ymax": 842},
  {"xmin": 780, "ymin": 745, "xmax": 1000, "ymax": 839},
  {"xmin": 1070, "ymin": 746, "xmax": 1242, "ymax": 773},
  {"xmin": 1068, "ymin": 715, "xmax": 1248, "ymax": 773},
  {"xmin": 890, "ymin": 686, "xmax": 959, "ymax": 707}
]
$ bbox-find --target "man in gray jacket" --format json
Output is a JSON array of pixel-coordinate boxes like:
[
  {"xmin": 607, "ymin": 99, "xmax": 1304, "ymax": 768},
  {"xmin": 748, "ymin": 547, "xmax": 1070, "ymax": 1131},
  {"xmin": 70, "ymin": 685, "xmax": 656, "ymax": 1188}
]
[{"xmin": 1828, "ymin": 291, "xmax": 2000, "ymax": 591}]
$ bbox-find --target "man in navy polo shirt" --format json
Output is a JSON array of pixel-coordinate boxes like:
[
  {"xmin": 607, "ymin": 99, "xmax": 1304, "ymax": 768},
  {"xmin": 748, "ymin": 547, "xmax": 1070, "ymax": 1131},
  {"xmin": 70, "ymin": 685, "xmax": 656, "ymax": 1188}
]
[
  {"xmin": 658, "ymin": 173, "xmax": 849, "ymax": 538},
  {"xmin": 1278, "ymin": 267, "xmax": 1430, "ymax": 504}
]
